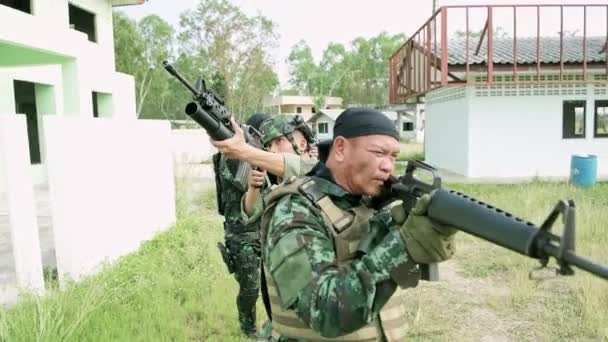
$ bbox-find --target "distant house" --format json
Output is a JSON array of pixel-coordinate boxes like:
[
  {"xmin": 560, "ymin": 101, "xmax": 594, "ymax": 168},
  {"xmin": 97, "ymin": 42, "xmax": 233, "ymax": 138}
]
[
  {"xmin": 264, "ymin": 95, "xmax": 343, "ymax": 122},
  {"xmin": 306, "ymin": 109, "xmax": 342, "ymax": 141},
  {"xmin": 307, "ymin": 108, "xmax": 417, "ymax": 142},
  {"xmin": 382, "ymin": 103, "xmax": 426, "ymax": 143},
  {"xmin": 389, "ymin": 4, "xmax": 608, "ymax": 179}
]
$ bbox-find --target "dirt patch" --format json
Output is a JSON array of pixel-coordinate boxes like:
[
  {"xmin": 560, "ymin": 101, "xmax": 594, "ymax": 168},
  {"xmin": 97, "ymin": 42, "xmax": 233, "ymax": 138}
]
[{"xmin": 400, "ymin": 260, "xmax": 538, "ymax": 341}]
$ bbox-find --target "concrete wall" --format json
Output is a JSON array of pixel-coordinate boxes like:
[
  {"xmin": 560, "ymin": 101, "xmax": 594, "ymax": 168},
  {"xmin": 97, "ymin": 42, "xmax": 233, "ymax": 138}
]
[
  {"xmin": 425, "ymin": 79, "xmax": 608, "ymax": 179},
  {"xmin": 468, "ymin": 83, "xmax": 608, "ymax": 178},
  {"xmin": 43, "ymin": 116, "xmax": 176, "ymax": 284},
  {"xmin": 170, "ymin": 129, "xmax": 216, "ymax": 164},
  {"xmin": 0, "ymin": 115, "xmax": 45, "ymax": 298},
  {"xmin": 425, "ymin": 87, "xmax": 470, "ymax": 176}
]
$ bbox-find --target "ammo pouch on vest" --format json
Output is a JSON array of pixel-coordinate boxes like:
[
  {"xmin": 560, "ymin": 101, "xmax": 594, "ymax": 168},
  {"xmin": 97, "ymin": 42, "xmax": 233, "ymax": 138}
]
[{"xmin": 261, "ymin": 177, "xmax": 414, "ymax": 341}]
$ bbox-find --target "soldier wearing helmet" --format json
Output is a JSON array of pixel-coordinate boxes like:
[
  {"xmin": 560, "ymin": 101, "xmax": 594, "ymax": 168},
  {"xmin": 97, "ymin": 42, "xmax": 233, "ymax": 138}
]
[{"xmin": 242, "ymin": 114, "xmax": 318, "ymax": 224}]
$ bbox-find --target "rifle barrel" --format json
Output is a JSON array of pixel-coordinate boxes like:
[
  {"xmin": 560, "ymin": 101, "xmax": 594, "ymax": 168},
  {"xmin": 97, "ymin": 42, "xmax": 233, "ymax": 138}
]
[
  {"xmin": 542, "ymin": 244, "xmax": 608, "ymax": 280},
  {"xmin": 162, "ymin": 61, "xmax": 199, "ymax": 96}
]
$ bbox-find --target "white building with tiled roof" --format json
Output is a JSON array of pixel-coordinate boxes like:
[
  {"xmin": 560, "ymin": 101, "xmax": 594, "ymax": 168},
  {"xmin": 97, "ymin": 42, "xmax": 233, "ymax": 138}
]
[
  {"xmin": 264, "ymin": 95, "xmax": 343, "ymax": 122},
  {"xmin": 389, "ymin": 5, "xmax": 608, "ymax": 180},
  {"xmin": 307, "ymin": 108, "xmax": 419, "ymax": 142}
]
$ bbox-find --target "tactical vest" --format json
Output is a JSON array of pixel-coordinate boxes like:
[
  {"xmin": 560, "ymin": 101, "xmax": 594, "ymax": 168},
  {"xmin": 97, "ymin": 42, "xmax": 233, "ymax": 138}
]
[{"xmin": 261, "ymin": 177, "xmax": 410, "ymax": 342}]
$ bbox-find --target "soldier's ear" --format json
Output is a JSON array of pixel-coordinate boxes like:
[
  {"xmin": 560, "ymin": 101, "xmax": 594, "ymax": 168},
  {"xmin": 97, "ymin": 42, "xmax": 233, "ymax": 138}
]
[{"xmin": 332, "ymin": 136, "xmax": 346, "ymax": 162}]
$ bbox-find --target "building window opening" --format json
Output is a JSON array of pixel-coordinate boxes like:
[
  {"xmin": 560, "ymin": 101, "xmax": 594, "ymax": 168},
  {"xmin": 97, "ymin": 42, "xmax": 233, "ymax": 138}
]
[
  {"xmin": 296, "ymin": 106, "xmax": 302, "ymax": 114},
  {"xmin": 402, "ymin": 122, "xmax": 414, "ymax": 131},
  {"xmin": 13, "ymin": 80, "xmax": 41, "ymax": 164},
  {"xmin": 594, "ymin": 100, "xmax": 608, "ymax": 138},
  {"xmin": 318, "ymin": 122, "xmax": 328, "ymax": 134},
  {"xmin": 562, "ymin": 100, "xmax": 586, "ymax": 139},
  {"xmin": 92, "ymin": 91, "xmax": 113, "ymax": 118},
  {"xmin": 69, "ymin": 3, "xmax": 97, "ymax": 42},
  {"xmin": 0, "ymin": 0, "xmax": 31, "ymax": 14}
]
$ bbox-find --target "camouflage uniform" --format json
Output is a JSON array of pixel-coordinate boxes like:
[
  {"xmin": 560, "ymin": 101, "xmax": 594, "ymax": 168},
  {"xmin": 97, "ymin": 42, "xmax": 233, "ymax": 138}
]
[
  {"xmin": 242, "ymin": 114, "xmax": 318, "ymax": 223},
  {"xmin": 259, "ymin": 163, "xmax": 420, "ymax": 341},
  {"xmin": 217, "ymin": 154, "xmax": 261, "ymax": 337},
  {"xmin": 259, "ymin": 115, "xmax": 316, "ymax": 156}
]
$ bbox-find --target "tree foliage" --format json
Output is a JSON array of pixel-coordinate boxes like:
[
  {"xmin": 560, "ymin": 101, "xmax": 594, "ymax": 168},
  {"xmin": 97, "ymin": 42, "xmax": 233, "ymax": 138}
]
[
  {"xmin": 113, "ymin": 0, "xmax": 279, "ymax": 121},
  {"xmin": 286, "ymin": 32, "xmax": 405, "ymax": 108}
]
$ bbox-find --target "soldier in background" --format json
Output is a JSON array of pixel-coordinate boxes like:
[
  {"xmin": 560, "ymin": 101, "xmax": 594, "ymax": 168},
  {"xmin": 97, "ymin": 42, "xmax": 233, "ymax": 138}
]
[
  {"xmin": 242, "ymin": 114, "xmax": 318, "ymax": 221},
  {"xmin": 213, "ymin": 113, "xmax": 269, "ymax": 338},
  {"xmin": 211, "ymin": 115, "xmax": 317, "ymax": 181}
]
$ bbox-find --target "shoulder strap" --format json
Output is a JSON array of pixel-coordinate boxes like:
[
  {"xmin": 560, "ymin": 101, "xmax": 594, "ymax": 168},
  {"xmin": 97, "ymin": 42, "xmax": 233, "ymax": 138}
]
[{"xmin": 299, "ymin": 180, "xmax": 354, "ymax": 233}]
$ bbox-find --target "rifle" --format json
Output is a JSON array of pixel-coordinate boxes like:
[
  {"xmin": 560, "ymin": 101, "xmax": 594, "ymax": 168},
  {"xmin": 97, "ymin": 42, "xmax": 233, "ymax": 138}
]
[
  {"xmin": 386, "ymin": 160, "xmax": 608, "ymax": 281},
  {"xmin": 162, "ymin": 61, "xmax": 265, "ymax": 147},
  {"xmin": 163, "ymin": 61, "xmax": 270, "ymax": 188}
]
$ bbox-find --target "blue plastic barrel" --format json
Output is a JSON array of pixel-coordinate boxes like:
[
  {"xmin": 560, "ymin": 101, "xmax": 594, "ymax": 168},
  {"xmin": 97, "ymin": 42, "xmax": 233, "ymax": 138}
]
[{"xmin": 570, "ymin": 155, "xmax": 598, "ymax": 187}]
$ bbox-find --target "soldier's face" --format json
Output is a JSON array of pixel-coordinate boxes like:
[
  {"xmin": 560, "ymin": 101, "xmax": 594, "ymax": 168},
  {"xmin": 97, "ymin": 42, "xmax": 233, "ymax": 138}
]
[
  {"xmin": 342, "ymin": 135, "xmax": 399, "ymax": 196},
  {"xmin": 268, "ymin": 136, "xmax": 296, "ymax": 154},
  {"xmin": 268, "ymin": 133, "xmax": 307, "ymax": 155}
]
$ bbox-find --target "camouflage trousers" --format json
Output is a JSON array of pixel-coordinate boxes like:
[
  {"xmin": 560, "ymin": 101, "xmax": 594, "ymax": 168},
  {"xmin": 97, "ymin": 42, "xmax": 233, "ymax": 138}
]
[{"xmin": 225, "ymin": 230, "xmax": 261, "ymax": 336}]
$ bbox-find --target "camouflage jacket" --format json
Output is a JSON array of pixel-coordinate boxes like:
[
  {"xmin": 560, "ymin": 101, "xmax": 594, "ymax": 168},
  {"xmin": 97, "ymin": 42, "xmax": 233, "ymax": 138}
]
[
  {"xmin": 262, "ymin": 163, "xmax": 413, "ymax": 338},
  {"xmin": 218, "ymin": 154, "xmax": 247, "ymax": 225},
  {"xmin": 240, "ymin": 154, "xmax": 318, "ymax": 225}
]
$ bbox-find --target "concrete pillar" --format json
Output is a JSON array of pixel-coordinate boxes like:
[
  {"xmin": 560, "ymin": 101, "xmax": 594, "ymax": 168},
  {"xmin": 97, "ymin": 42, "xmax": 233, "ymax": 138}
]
[
  {"xmin": 0, "ymin": 74, "xmax": 16, "ymax": 115},
  {"xmin": 0, "ymin": 115, "xmax": 45, "ymax": 296},
  {"xmin": 61, "ymin": 59, "xmax": 93, "ymax": 117}
]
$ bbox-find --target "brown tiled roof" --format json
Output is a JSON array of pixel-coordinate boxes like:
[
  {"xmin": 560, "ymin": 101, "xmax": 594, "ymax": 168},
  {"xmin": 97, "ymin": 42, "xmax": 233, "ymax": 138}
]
[{"xmin": 445, "ymin": 36, "xmax": 606, "ymax": 65}]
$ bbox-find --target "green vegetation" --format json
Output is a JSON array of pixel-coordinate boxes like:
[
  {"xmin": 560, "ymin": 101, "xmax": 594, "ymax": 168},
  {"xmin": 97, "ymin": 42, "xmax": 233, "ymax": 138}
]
[
  {"xmin": 0, "ymin": 182, "xmax": 254, "ymax": 342},
  {"xmin": 1, "ymin": 179, "xmax": 606, "ymax": 341},
  {"xmin": 397, "ymin": 142, "xmax": 424, "ymax": 161},
  {"xmin": 447, "ymin": 180, "xmax": 608, "ymax": 340}
]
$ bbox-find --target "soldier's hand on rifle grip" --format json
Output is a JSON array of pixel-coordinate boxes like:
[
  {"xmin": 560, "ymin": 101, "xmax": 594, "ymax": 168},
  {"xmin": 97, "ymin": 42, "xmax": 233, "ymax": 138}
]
[
  {"xmin": 398, "ymin": 194, "xmax": 458, "ymax": 264},
  {"xmin": 249, "ymin": 168, "xmax": 266, "ymax": 189},
  {"xmin": 211, "ymin": 118, "xmax": 248, "ymax": 159}
]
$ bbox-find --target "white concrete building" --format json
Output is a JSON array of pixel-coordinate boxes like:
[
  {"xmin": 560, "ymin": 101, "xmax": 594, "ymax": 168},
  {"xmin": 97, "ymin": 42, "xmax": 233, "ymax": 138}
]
[
  {"xmin": 307, "ymin": 108, "xmax": 418, "ymax": 142},
  {"xmin": 0, "ymin": 0, "xmax": 179, "ymax": 300},
  {"xmin": 389, "ymin": 5, "xmax": 608, "ymax": 180},
  {"xmin": 264, "ymin": 95, "xmax": 343, "ymax": 122},
  {"xmin": 0, "ymin": 0, "xmax": 141, "ymax": 184}
]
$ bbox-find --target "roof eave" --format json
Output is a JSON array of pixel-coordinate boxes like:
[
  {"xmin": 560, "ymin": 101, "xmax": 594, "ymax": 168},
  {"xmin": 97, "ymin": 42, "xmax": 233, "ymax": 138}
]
[{"xmin": 111, "ymin": 0, "xmax": 145, "ymax": 7}]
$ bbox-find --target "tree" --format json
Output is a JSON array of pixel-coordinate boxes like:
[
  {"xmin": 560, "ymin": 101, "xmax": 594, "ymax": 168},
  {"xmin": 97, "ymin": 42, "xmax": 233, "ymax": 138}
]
[
  {"xmin": 113, "ymin": 12, "xmax": 176, "ymax": 119},
  {"xmin": 113, "ymin": 12, "xmax": 145, "ymax": 78},
  {"xmin": 286, "ymin": 32, "xmax": 405, "ymax": 108},
  {"xmin": 137, "ymin": 15, "xmax": 175, "ymax": 119},
  {"xmin": 178, "ymin": 0, "xmax": 279, "ymax": 121},
  {"xmin": 287, "ymin": 40, "xmax": 318, "ymax": 95}
]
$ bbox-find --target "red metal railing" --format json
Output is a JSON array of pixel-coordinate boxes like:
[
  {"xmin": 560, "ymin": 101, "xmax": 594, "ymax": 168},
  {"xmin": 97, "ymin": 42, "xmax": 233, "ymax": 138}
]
[{"xmin": 389, "ymin": 4, "xmax": 608, "ymax": 104}]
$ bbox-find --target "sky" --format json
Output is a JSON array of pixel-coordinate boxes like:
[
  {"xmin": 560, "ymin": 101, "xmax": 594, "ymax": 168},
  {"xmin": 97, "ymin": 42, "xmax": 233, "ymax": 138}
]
[{"xmin": 117, "ymin": 0, "xmax": 608, "ymax": 87}]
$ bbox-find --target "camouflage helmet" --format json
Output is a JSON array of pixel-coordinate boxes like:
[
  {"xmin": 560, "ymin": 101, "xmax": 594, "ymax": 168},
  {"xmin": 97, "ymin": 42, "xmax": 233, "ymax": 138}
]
[{"xmin": 260, "ymin": 115, "xmax": 316, "ymax": 148}]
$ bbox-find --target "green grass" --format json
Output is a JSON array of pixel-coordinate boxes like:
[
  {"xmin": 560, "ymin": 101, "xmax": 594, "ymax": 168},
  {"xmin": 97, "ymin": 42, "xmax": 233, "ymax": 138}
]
[
  {"xmin": 1, "ymin": 177, "xmax": 606, "ymax": 341},
  {"xmin": 446, "ymin": 180, "xmax": 608, "ymax": 340},
  {"xmin": 397, "ymin": 143, "xmax": 424, "ymax": 162},
  {"xmin": 0, "ymin": 180, "xmax": 254, "ymax": 342}
]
